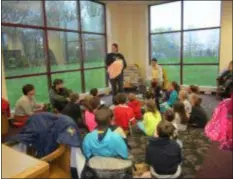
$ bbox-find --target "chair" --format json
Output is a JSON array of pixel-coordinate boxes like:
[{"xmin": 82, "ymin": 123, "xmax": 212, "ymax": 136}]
[{"xmin": 5, "ymin": 141, "xmax": 71, "ymax": 178}]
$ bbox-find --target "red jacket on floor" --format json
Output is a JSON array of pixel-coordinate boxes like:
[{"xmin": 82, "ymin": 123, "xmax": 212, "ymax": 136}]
[
  {"xmin": 113, "ymin": 105, "xmax": 135, "ymax": 130},
  {"xmin": 128, "ymin": 100, "xmax": 142, "ymax": 119}
]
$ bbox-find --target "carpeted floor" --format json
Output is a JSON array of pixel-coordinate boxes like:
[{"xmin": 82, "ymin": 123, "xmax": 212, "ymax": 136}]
[
  {"xmin": 3, "ymin": 94, "xmax": 220, "ymax": 178},
  {"xmin": 126, "ymin": 94, "xmax": 220, "ymax": 178}
]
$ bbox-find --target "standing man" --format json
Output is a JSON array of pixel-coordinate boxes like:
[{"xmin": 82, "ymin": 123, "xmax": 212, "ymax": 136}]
[
  {"xmin": 106, "ymin": 43, "xmax": 127, "ymax": 96},
  {"xmin": 150, "ymin": 57, "xmax": 164, "ymax": 110}
]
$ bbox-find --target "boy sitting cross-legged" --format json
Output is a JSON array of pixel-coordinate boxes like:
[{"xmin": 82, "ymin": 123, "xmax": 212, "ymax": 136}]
[{"xmin": 82, "ymin": 106, "xmax": 128, "ymax": 159}]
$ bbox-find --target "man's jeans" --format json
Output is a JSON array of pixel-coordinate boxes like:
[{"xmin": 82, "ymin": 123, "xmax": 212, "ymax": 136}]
[{"xmin": 110, "ymin": 73, "xmax": 124, "ymax": 96}]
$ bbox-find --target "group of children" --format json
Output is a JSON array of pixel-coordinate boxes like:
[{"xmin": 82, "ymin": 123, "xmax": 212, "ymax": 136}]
[
  {"xmin": 68, "ymin": 81, "xmax": 207, "ymax": 177},
  {"xmin": 12, "ymin": 78, "xmax": 209, "ymax": 177}
]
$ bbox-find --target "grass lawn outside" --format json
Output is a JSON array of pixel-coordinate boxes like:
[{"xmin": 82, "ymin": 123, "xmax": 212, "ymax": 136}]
[{"xmin": 5, "ymin": 57, "xmax": 218, "ymax": 109}]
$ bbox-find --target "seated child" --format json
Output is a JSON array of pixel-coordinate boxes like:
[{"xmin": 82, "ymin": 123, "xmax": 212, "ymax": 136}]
[
  {"xmin": 146, "ymin": 120, "xmax": 182, "ymax": 176},
  {"xmin": 83, "ymin": 96, "xmax": 101, "ymax": 131},
  {"xmin": 173, "ymin": 102, "xmax": 189, "ymax": 132},
  {"xmin": 82, "ymin": 107, "xmax": 128, "ymax": 159},
  {"xmin": 189, "ymin": 94, "xmax": 208, "ymax": 128},
  {"xmin": 163, "ymin": 110, "xmax": 183, "ymax": 148},
  {"xmin": 62, "ymin": 93, "xmax": 82, "ymax": 126},
  {"xmin": 187, "ymin": 85, "xmax": 200, "ymax": 101},
  {"xmin": 113, "ymin": 93, "xmax": 135, "ymax": 131},
  {"xmin": 128, "ymin": 93, "xmax": 142, "ymax": 120},
  {"xmin": 179, "ymin": 89, "xmax": 192, "ymax": 115},
  {"xmin": 160, "ymin": 81, "xmax": 180, "ymax": 113},
  {"xmin": 142, "ymin": 90, "xmax": 155, "ymax": 114},
  {"xmin": 137, "ymin": 100, "xmax": 162, "ymax": 136},
  {"xmin": 151, "ymin": 79, "xmax": 162, "ymax": 111},
  {"xmin": 90, "ymin": 88, "xmax": 105, "ymax": 105}
]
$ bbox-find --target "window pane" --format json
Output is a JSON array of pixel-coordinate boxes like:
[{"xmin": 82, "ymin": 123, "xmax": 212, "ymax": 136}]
[
  {"xmin": 150, "ymin": 1, "xmax": 181, "ymax": 33},
  {"xmin": 51, "ymin": 72, "xmax": 82, "ymax": 93},
  {"xmin": 45, "ymin": 1, "xmax": 79, "ymax": 30},
  {"xmin": 48, "ymin": 31, "xmax": 81, "ymax": 72},
  {"xmin": 183, "ymin": 29, "xmax": 220, "ymax": 64},
  {"xmin": 183, "ymin": 65, "xmax": 218, "ymax": 86},
  {"xmin": 80, "ymin": 1, "xmax": 105, "ymax": 33},
  {"xmin": 162, "ymin": 65, "xmax": 180, "ymax": 83},
  {"xmin": 151, "ymin": 33, "xmax": 180, "ymax": 64},
  {"xmin": 2, "ymin": 27, "xmax": 46, "ymax": 77},
  {"xmin": 82, "ymin": 34, "xmax": 105, "ymax": 68},
  {"xmin": 184, "ymin": 1, "xmax": 221, "ymax": 30},
  {"xmin": 6, "ymin": 75, "xmax": 48, "ymax": 109},
  {"xmin": 84, "ymin": 68, "xmax": 106, "ymax": 92},
  {"xmin": 2, "ymin": 1, "xmax": 43, "ymax": 26}
]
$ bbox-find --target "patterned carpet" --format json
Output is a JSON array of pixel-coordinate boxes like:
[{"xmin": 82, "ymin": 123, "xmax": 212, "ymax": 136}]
[{"xmin": 125, "ymin": 94, "xmax": 220, "ymax": 178}]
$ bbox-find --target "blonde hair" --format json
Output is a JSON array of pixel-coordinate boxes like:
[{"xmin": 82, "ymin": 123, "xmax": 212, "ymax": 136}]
[{"xmin": 179, "ymin": 89, "xmax": 188, "ymax": 100}]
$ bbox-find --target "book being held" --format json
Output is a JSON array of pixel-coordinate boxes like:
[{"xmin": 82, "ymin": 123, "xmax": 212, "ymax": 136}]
[{"xmin": 107, "ymin": 58, "xmax": 124, "ymax": 79}]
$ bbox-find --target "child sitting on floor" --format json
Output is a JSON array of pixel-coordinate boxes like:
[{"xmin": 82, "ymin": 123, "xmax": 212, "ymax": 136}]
[
  {"xmin": 146, "ymin": 120, "xmax": 182, "ymax": 177},
  {"xmin": 179, "ymin": 89, "xmax": 192, "ymax": 116},
  {"xmin": 137, "ymin": 100, "xmax": 162, "ymax": 136},
  {"xmin": 83, "ymin": 96, "xmax": 101, "ymax": 131},
  {"xmin": 163, "ymin": 109, "xmax": 183, "ymax": 148},
  {"xmin": 173, "ymin": 102, "xmax": 189, "ymax": 132},
  {"xmin": 128, "ymin": 93, "xmax": 142, "ymax": 120},
  {"xmin": 82, "ymin": 106, "xmax": 128, "ymax": 159},
  {"xmin": 62, "ymin": 93, "xmax": 83, "ymax": 127},
  {"xmin": 90, "ymin": 88, "xmax": 105, "ymax": 105},
  {"xmin": 189, "ymin": 94, "xmax": 208, "ymax": 128},
  {"xmin": 187, "ymin": 85, "xmax": 200, "ymax": 101},
  {"xmin": 160, "ymin": 81, "xmax": 180, "ymax": 113},
  {"xmin": 113, "ymin": 93, "xmax": 135, "ymax": 132}
]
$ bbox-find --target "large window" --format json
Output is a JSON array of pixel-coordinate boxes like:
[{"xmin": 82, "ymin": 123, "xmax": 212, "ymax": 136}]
[
  {"xmin": 149, "ymin": 1, "xmax": 221, "ymax": 86},
  {"xmin": 2, "ymin": 0, "xmax": 106, "ymax": 107}
]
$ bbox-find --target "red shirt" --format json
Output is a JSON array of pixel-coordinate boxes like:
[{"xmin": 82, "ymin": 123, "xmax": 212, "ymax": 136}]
[
  {"xmin": 128, "ymin": 100, "xmax": 142, "ymax": 119},
  {"xmin": 113, "ymin": 105, "xmax": 135, "ymax": 130}
]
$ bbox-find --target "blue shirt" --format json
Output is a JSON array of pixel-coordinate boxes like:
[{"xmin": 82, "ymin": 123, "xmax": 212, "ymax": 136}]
[
  {"xmin": 167, "ymin": 90, "xmax": 178, "ymax": 106},
  {"xmin": 82, "ymin": 128, "xmax": 128, "ymax": 159}
]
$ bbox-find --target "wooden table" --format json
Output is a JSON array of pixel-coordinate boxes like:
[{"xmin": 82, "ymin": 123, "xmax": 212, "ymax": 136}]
[{"xmin": 2, "ymin": 144, "xmax": 49, "ymax": 178}]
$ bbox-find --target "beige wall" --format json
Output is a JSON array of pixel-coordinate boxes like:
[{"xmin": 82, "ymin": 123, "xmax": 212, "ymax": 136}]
[
  {"xmin": 1, "ymin": 55, "xmax": 8, "ymax": 99},
  {"xmin": 220, "ymin": 1, "xmax": 232, "ymax": 71},
  {"xmin": 107, "ymin": 3, "xmax": 148, "ymax": 77},
  {"xmin": 106, "ymin": 1, "xmax": 232, "ymax": 77}
]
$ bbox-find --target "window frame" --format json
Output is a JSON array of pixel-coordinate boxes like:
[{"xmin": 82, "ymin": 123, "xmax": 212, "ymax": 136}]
[
  {"xmin": 2, "ymin": 0, "xmax": 108, "ymax": 93},
  {"xmin": 148, "ymin": 0, "xmax": 221, "ymax": 85}
]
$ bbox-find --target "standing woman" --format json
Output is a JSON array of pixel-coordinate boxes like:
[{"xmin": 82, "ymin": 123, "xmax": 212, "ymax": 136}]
[{"xmin": 106, "ymin": 43, "xmax": 127, "ymax": 96}]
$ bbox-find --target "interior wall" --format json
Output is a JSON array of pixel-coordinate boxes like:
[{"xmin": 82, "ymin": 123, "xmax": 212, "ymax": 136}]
[
  {"xmin": 1, "ymin": 55, "xmax": 8, "ymax": 99},
  {"xmin": 106, "ymin": 3, "xmax": 148, "ymax": 77},
  {"xmin": 106, "ymin": 1, "xmax": 232, "ymax": 77},
  {"xmin": 219, "ymin": 0, "xmax": 232, "ymax": 71}
]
